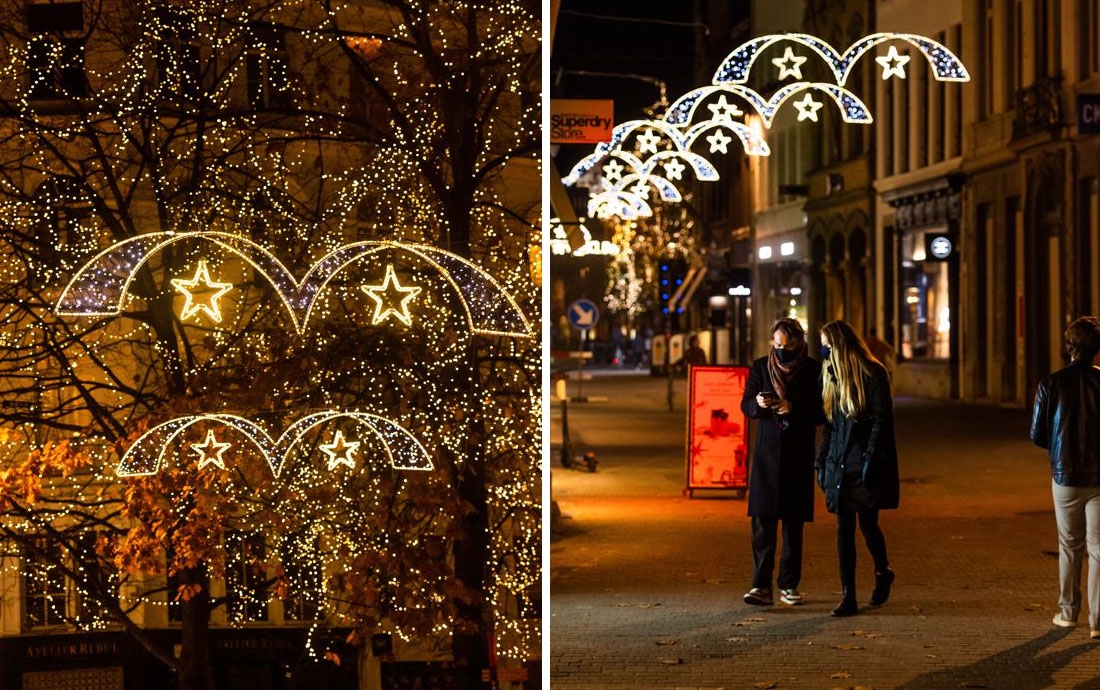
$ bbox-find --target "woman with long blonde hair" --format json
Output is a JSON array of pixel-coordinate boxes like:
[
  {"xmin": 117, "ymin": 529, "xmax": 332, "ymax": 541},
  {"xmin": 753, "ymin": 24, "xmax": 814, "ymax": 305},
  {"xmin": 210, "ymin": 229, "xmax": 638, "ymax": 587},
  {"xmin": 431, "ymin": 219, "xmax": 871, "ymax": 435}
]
[{"xmin": 816, "ymin": 320, "xmax": 900, "ymax": 616}]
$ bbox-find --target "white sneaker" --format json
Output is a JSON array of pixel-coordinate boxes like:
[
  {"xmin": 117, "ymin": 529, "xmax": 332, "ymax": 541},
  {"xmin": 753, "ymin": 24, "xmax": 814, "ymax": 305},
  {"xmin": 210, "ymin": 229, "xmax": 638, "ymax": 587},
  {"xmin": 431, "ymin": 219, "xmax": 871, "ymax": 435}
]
[
  {"xmin": 1052, "ymin": 613, "xmax": 1078, "ymax": 628},
  {"xmin": 779, "ymin": 589, "xmax": 804, "ymax": 605}
]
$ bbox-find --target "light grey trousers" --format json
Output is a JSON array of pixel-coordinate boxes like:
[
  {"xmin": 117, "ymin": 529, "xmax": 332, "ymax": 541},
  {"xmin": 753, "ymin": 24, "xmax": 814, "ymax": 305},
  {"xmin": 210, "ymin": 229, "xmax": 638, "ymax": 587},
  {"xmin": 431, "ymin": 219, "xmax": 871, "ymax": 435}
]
[{"xmin": 1051, "ymin": 481, "xmax": 1100, "ymax": 630}]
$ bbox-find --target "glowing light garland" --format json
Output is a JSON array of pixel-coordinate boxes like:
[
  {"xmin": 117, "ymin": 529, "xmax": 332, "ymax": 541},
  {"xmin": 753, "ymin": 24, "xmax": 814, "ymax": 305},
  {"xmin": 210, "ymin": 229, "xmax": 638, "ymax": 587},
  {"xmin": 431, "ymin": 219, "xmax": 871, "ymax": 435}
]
[
  {"xmin": 55, "ymin": 232, "xmax": 532, "ymax": 338},
  {"xmin": 191, "ymin": 429, "xmax": 232, "ymax": 471},
  {"xmin": 319, "ymin": 430, "xmax": 360, "ymax": 472},
  {"xmin": 171, "ymin": 260, "xmax": 235, "ymax": 324},
  {"xmin": 0, "ymin": 0, "xmax": 541, "ymax": 671},
  {"xmin": 361, "ymin": 264, "xmax": 422, "ymax": 326},
  {"xmin": 562, "ymin": 31, "xmax": 969, "ymax": 219},
  {"xmin": 711, "ymin": 31, "xmax": 970, "ymax": 86},
  {"xmin": 117, "ymin": 411, "xmax": 433, "ymax": 477}
]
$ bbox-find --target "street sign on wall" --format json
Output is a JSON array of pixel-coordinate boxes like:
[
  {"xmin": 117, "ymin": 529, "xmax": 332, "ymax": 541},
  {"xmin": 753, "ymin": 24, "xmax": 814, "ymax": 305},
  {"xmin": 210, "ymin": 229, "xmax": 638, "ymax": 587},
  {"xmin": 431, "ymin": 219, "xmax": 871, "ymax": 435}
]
[
  {"xmin": 685, "ymin": 365, "xmax": 750, "ymax": 497},
  {"xmin": 550, "ymin": 99, "xmax": 614, "ymax": 143}
]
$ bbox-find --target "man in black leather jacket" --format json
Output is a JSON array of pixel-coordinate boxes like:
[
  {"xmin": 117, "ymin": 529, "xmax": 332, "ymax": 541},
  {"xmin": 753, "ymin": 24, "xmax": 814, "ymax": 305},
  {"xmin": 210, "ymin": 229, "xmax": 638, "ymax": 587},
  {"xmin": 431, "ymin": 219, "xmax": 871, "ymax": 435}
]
[{"xmin": 1030, "ymin": 316, "xmax": 1100, "ymax": 639}]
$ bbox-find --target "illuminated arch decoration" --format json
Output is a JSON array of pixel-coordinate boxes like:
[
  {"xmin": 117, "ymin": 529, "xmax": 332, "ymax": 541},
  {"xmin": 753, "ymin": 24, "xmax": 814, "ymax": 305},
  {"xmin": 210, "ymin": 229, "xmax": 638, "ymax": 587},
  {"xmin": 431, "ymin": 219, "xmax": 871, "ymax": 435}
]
[
  {"xmin": 665, "ymin": 83, "xmax": 871, "ymax": 129},
  {"xmin": 711, "ymin": 31, "xmax": 970, "ymax": 87},
  {"xmin": 55, "ymin": 232, "xmax": 531, "ymax": 338},
  {"xmin": 562, "ymin": 32, "xmax": 968, "ymax": 220},
  {"xmin": 561, "ymin": 118, "xmax": 766, "ymax": 187},
  {"xmin": 116, "ymin": 410, "xmax": 433, "ymax": 478}
]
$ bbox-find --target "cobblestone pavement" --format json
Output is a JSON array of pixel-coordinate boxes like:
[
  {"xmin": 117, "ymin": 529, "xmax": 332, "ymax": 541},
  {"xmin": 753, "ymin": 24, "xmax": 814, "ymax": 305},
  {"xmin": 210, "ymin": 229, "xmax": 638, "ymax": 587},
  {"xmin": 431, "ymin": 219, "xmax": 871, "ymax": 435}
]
[{"xmin": 549, "ymin": 370, "xmax": 1100, "ymax": 690}]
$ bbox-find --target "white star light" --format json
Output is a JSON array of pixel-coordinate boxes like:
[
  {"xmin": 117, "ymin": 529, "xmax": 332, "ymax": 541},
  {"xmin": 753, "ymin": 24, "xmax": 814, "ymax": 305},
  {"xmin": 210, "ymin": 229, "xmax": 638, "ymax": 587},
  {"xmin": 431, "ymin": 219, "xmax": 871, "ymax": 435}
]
[
  {"xmin": 771, "ymin": 47, "xmax": 808, "ymax": 80},
  {"xmin": 793, "ymin": 93, "xmax": 824, "ymax": 122},
  {"xmin": 361, "ymin": 264, "xmax": 421, "ymax": 326},
  {"xmin": 630, "ymin": 181, "xmax": 650, "ymax": 198},
  {"xmin": 662, "ymin": 158, "xmax": 687, "ymax": 180},
  {"xmin": 706, "ymin": 94, "xmax": 743, "ymax": 121},
  {"xmin": 875, "ymin": 45, "xmax": 911, "ymax": 80},
  {"xmin": 191, "ymin": 430, "xmax": 232, "ymax": 471},
  {"xmin": 602, "ymin": 158, "xmax": 625, "ymax": 182},
  {"xmin": 171, "ymin": 260, "xmax": 234, "ymax": 323},
  {"xmin": 705, "ymin": 129, "xmax": 733, "ymax": 154},
  {"xmin": 636, "ymin": 128, "xmax": 661, "ymax": 154},
  {"xmin": 319, "ymin": 430, "xmax": 360, "ymax": 471}
]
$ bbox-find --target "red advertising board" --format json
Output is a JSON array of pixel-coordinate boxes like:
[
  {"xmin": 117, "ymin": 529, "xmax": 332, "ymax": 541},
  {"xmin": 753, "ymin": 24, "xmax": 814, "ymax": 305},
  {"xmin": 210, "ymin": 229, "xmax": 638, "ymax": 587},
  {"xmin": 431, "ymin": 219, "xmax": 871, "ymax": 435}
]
[{"xmin": 685, "ymin": 365, "xmax": 750, "ymax": 497}]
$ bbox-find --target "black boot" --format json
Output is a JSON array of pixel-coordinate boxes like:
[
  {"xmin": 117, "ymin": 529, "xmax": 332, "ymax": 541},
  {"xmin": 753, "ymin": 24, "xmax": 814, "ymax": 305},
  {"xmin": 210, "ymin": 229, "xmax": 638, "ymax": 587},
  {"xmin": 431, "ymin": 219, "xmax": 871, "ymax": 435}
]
[
  {"xmin": 870, "ymin": 568, "xmax": 895, "ymax": 607},
  {"xmin": 831, "ymin": 588, "xmax": 858, "ymax": 617}
]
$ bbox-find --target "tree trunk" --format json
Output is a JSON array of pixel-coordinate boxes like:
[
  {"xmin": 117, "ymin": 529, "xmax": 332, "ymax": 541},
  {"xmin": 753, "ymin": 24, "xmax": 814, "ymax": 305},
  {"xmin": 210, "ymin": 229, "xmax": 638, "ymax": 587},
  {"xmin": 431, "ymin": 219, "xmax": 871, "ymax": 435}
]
[{"xmin": 178, "ymin": 565, "xmax": 213, "ymax": 690}]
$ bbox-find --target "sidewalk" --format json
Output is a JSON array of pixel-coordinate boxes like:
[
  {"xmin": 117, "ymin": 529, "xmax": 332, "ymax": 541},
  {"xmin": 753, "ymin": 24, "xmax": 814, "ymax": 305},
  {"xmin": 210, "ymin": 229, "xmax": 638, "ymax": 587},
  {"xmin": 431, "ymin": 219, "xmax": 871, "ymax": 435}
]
[{"xmin": 549, "ymin": 371, "xmax": 1100, "ymax": 690}]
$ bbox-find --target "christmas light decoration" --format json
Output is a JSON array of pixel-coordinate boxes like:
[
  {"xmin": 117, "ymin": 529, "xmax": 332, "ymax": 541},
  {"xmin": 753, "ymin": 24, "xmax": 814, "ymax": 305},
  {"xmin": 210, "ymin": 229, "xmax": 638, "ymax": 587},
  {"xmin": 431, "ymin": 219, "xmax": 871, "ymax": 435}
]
[
  {"xmin": 171, "ymin": 260, "xmax": 235, "ymax": 324},
  {"xmin": 875, "ymin": 45, "xmax": 911, "ymax": 80},
  {"xmin": 792, "ymin": 92, "xmax": 824, "ymax": 122},
  {"xmin": 55, "ymin": 232, "xmax": 532, "ymax": 338},
  {"xmin": 564, "ymin": 31, "xmax": 968, "ymax": 220},
  {"xmin": 712, "ymin": 31, "xmax": 969, "ymax": 86},
  {"xmin": 319, "ymin": 430, "xmax": 360, "ymax": 472},
  {"xmin": 664, "ymin": 83, "xmax": 871, "ymax": 129},
  {"xmin": 361, "ymin": 264, "xmax": 422, "ymax": 326},
  {"xmin": 771, "ymin": 46, "xmax": 808, "ymax": 80},
  {"xmin": 0, "ymin": 0, "xmax": 540, "ymax": 675},
  {"xmin": 117, "ymin": 411, "xmax": 433, "ymax": 478}
]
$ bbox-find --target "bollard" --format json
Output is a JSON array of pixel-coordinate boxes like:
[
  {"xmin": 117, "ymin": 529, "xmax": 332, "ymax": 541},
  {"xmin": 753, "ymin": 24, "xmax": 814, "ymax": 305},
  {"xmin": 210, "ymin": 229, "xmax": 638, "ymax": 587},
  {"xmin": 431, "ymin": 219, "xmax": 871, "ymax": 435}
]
[{"xmin": 559, "ymin": 397, "xmax": 574, "ymax": 468}]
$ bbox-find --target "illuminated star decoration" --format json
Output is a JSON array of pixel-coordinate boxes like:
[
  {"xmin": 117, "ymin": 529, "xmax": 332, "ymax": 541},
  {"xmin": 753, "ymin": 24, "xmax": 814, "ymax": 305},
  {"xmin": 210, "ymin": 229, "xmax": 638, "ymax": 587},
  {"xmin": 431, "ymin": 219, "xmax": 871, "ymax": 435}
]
[
  {"xmin": 771, "ymin": 46, "xmax": 808, "ymax": 80},
  {"xmin": 171, "ymin": 259, "xmax": 234, "ymax": 323},
  {"xmin": 635, "ymin": 128, "xmax": 662, "ymax": 154},
  {"xmin": 706, "ymin": 94, "xmax": 743, "ymax": 121},
  {"xmin": 362, "ymin": 264, "xmax": 422, "ymax": 326},
  {"xmin": 55, "ymin": 233, "xmax": 532, "ymax": 338},
  {"xmin": 875, "ymin": 45, "xmax": 911, "ymax": 80},
  {"xmin": 602, "ymin": 158, "xmax": 625, "ymax": 182},
  {"xmin": 630, "ymin": 181, "xmax": 650, "ymax": 198},
  {"xmin": 320, "ymin": 430, "xmax": 360, "ymax": 471},
  {"xmin": 191, "ymin": 430, "xmax": 232, "ymax": 471},
  {"xmin": 705, "ymin": 129, "xmax": 733, "ymax": 154},
  {"xmin": 662, "ymin": 158, "xmax": 687, "ymax": 180},
  {"xmin": 793, "ymin": 93, "xmax": 824, "ymax": 122}
]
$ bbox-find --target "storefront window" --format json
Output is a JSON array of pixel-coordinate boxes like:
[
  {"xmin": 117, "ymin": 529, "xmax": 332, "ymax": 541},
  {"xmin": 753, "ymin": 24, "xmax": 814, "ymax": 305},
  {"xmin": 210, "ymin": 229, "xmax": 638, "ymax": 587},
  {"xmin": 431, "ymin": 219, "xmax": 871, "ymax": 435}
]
[{"xmin": 900, "ymin": 230, "xmax": 951, "ymax": 360}]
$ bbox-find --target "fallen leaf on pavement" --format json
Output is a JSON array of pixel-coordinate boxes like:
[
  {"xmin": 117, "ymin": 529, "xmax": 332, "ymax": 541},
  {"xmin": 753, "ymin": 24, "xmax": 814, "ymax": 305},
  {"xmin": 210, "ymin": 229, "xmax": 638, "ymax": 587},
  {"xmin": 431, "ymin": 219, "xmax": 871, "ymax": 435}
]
[
  {"xmin": 961, "ymin": 683, "xmax": 987, "ymax": 688},
  {"xmin": 658, "ymin": 658, "xmax": 682, "ymax": 665},
  {"xmin": 655, "ymin": 639, "xmax": 679, "ymax": 646},
  {"xmin": 754, "ymin": 683, "xmax": 777, "ymax": 689},
  {"xmin": 832, "ymin": 644, "xmax": 864, "ymax": 651},
  {"xmin": 910, "ymin": 605, "xmax": 923, "ymax": 613},
  {"xmin": 744, "ymin": 616, "xmax": 766, "ymax": 622},
  {"xmin": 830, "ymin": 671, "xmax": 852, "ymax": 679},
  {"xmin": 1025, "ymin": 603, "xmax": 1042, "ymax": 610},
  {"xmin": 850, "ymin": 630, "xmax": 881, "ymax": 638},
  {"xmin": 616, "ymin": 602, "xmax": 662, "ymax": 608},
  {"xmin": 726, "ymin": 636, "xmax": 748, "ymax": 643}
]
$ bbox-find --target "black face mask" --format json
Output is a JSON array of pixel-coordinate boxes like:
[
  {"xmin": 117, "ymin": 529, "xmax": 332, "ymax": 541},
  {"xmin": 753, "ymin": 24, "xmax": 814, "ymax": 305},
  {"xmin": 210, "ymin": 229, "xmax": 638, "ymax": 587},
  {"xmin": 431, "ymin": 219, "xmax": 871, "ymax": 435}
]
[
  {"xmin": 775, "ymin": 347, "xmax": 798, "ymax": 365},
  {"xmin": 820, "ymin": 344, "xmax": 832, "ymax": 360}
]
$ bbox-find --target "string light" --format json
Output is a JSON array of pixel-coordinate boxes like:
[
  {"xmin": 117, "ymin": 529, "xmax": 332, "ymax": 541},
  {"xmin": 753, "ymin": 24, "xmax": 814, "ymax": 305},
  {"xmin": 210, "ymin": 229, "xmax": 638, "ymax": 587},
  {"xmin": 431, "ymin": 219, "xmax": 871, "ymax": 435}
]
[
  {"xmin": 190, "ymin": 430, "xmax": 232, "ymax": 471},
  {"xmin": 361, "ymin": 264, "xmax": 422, "ymax": 327},
  {"xmin": 171, "ymin": 260, "xmax": 235, "ymax": 324},
  {"xmin": 0, "ymin": 0, "xmax": 540, "ymax": 672}
]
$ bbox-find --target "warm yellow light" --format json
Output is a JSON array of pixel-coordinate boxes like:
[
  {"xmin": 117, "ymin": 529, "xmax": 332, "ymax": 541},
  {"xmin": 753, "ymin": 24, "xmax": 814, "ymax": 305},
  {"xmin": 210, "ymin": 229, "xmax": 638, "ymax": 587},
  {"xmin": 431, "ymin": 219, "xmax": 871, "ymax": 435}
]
[
  {"xmin": 361, "ymin": 264, "xmax": 421, "ymax": 326},
  {"xmin": 171, "ymin": 260, "xmax": 234, "ymax": 323}
]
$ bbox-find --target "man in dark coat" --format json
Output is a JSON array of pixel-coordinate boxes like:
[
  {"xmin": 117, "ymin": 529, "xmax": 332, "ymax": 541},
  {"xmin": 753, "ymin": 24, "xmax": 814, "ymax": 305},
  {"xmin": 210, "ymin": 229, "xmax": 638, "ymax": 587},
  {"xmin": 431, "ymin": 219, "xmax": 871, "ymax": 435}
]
[
  {"xmin": 740, "ymin": 318, "xmax": 825, "ymax": 606},
  {"xmin": 1030, "ymin": 316, "xmax": 1100, "ymax": 636}
]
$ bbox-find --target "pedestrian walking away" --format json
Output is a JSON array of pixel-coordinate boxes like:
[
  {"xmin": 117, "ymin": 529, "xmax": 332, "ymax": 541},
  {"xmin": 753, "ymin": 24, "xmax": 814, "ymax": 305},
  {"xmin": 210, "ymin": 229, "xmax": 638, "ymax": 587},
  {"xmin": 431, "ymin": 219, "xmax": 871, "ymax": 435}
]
[
  {"xmin": 740, "ymin": 317, "xmax": 825, "ymax": 607},
  {"xmin": 816, "ymin": 320, "xmax": 900, "ymax": 617},
  {"xmin": 1030, "ymin": 315, "xmax": 1100, "ymax": 640}
]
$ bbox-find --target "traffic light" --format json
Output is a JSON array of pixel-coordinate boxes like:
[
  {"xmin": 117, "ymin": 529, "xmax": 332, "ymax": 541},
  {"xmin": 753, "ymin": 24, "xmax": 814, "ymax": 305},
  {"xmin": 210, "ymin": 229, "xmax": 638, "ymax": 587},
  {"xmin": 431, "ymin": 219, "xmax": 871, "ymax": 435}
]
[{"xmin": 658, "ymin": 258, "xmax": 687, "ymax": 316}]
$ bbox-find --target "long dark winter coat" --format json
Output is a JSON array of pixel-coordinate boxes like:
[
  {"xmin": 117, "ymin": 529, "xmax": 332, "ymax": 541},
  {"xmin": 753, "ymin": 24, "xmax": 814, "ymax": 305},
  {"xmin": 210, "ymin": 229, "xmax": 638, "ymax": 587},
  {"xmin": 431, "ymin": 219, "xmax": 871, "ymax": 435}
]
[
  {"xmin": 815, "ymin": 362, "xmax": 900, "ymax": 514},
  {"xmin": 740, "ymin": 355, "xmax": 825, "ymax": 521}
]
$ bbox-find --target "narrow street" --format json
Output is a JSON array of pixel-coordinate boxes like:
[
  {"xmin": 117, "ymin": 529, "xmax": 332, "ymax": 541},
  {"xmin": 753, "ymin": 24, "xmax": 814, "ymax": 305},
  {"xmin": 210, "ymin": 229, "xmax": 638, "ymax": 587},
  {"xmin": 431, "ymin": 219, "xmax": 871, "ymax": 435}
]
[{"xmin": 549, "ymin": 371, "xmax": 1100, "ymax": 690}]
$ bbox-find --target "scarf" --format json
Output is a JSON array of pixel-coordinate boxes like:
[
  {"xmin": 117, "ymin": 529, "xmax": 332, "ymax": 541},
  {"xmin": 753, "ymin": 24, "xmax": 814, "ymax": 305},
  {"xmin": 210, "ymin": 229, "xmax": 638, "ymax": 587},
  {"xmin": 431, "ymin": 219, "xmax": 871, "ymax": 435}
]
[{"xmin": 767, "ymin": 344, "xmax": 807, "ymax": 401}]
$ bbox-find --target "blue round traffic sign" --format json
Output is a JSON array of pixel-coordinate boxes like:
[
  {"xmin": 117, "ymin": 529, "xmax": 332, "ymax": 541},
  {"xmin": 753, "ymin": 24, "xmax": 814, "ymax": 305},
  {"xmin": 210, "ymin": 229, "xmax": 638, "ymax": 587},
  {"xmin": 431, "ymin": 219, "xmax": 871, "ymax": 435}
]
[{"xmin": 567, "ymin": 299, "xmax": 599, "ymax": 330}]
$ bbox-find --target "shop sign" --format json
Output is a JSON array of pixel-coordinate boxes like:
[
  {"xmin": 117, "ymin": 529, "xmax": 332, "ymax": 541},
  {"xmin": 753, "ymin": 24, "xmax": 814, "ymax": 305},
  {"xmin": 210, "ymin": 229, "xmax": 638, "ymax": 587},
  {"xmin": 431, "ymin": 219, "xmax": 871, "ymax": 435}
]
[
  {"xmin": 550, "ymin": 99, "xmax": 614, "ymax": 143},
  {"xmin": 1079, "ymin": 94, "xmax": 1100, "ymax": 134},
  {"xmin": 924, "ymin": 233, "xmax": 956, "ymax": 261}
]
